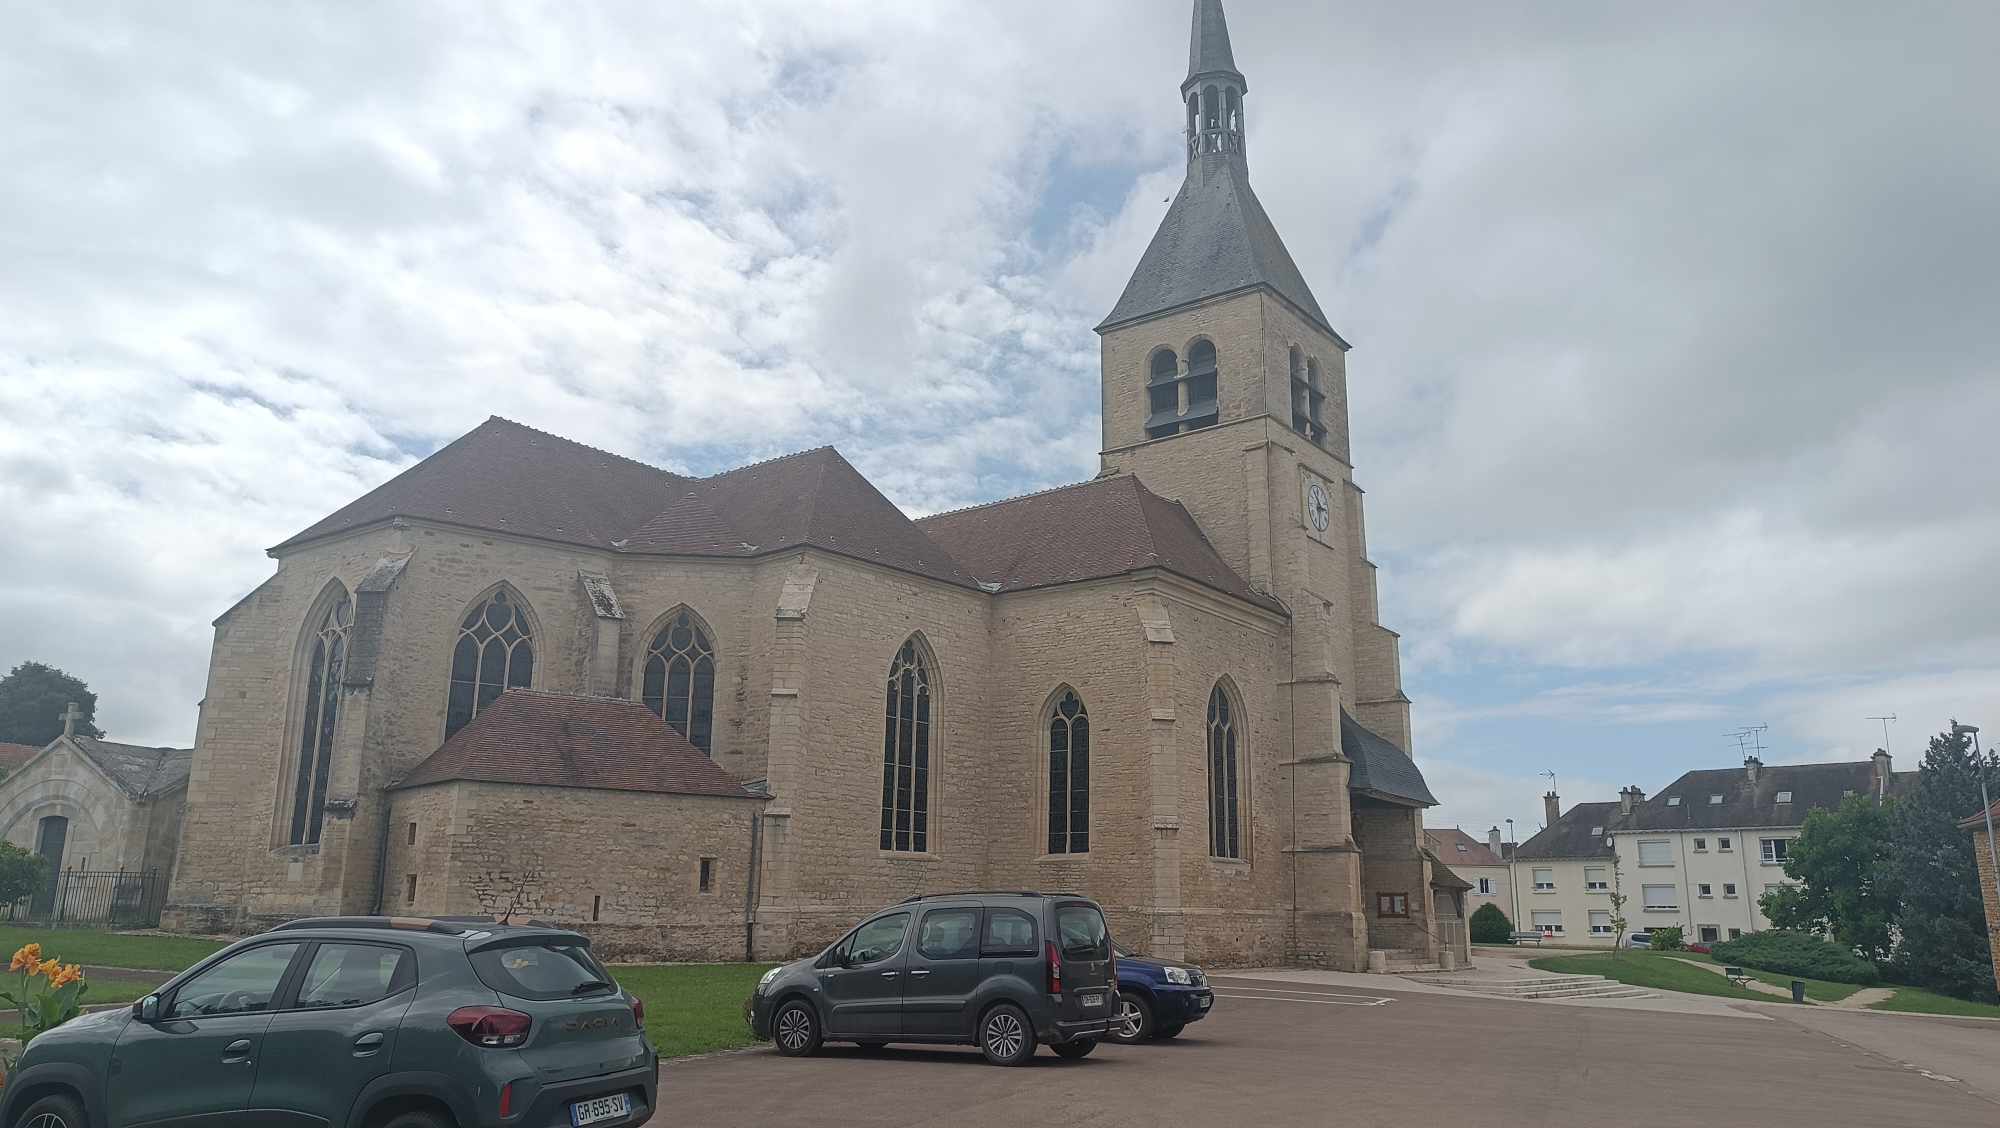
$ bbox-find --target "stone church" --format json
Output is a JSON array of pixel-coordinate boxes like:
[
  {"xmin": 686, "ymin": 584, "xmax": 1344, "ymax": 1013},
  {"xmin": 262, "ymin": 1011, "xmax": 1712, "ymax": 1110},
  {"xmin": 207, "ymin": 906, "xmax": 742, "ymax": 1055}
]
[{"xmin": 165, "ymin": 0, "xmax": 1463, "ymax": 970}]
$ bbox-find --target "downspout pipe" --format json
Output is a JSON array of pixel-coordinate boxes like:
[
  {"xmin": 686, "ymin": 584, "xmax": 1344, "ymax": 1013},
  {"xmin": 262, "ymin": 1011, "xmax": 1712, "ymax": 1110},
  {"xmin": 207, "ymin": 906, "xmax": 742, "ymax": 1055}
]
[{"xmin": 743, "ymin": 812, "xmax": 764, "ymax": 963}]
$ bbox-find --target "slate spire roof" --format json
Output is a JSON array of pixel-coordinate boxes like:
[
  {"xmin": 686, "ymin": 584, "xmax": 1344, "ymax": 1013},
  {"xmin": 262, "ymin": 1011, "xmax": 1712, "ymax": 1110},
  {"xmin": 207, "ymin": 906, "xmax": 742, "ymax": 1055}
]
[
  {"xmin": 1099, "ymin": 1, "xmax": 1340, "ymax": 340},
  {"xmin": 1187, "ymin": 0, "xmax": 1244, "ymax": 91}
]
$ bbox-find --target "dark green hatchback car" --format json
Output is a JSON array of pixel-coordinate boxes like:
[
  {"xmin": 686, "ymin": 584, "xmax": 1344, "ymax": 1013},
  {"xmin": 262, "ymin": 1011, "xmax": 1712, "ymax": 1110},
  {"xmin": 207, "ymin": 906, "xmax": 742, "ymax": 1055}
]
[{"xmin": 0, "ymin": 917, "xmax": 656, "ymax": 1128}]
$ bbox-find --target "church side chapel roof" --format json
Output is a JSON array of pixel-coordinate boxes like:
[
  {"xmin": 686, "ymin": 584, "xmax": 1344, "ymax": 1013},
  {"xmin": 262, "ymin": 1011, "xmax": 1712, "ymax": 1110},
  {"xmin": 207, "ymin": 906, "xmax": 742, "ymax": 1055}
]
[
  {"xmin": 1341, "ymin": 709, "xmax": 1436, "ymax": 807},
  {"xmin": 622, "ymin": 446, "xmax": 980, "ymax": 588},
  {"xmin": 72, "ymin": 737, "xmax": 194, "ymax": 799},
  {"xmin": 392, "ymin": 689, "xmax": 764, "ymax": 800},
  {"xmin": 1424, "ymin": 851, "xmax": 1474, "ymax": 892},
  {"xmin": 915, "ymin": 474, "xmax": 1281, "ymax": 611}
]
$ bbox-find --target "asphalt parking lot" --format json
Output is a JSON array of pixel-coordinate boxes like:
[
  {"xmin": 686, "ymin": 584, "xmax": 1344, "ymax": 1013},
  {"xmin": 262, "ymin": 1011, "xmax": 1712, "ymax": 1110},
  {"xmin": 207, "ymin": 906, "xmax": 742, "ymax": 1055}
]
[{"xmin": 663, "ymin": 977, "xmax": 2000, "ymax": 1126}]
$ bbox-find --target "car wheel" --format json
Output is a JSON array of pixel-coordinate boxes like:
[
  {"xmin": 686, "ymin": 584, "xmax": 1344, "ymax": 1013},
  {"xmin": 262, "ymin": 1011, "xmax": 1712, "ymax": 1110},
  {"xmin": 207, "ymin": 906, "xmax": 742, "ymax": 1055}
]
[
  {"xmin": 773, "ymin": 999, "xmax": 823, "ymax": 1057},
  {"xmin": 1106, "ymin": 991, "xmax": 1154, "ymax": 1044},
  {"xmin": 15, "ymin": 1094, "xmax": 87, "ymax": 1128},
  {"xmin": 1155, "ymin": 1022, "xmax": 1184, "ymax": 1040},
  {"xmin": 978, "ymin": 1002, "xmax": 1036, "ymax": 1066},
  {"xmin": 1052, "ymin": 1038, "xmax": 1097, "ymax": 1059}
]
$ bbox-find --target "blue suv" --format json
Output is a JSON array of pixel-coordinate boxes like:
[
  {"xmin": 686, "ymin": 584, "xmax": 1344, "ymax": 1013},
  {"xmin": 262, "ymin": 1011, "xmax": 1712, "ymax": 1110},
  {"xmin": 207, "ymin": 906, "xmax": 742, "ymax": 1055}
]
[{"xmin": 1103, "ymin": 946, "xmax": 1213, "ymax": 1043}]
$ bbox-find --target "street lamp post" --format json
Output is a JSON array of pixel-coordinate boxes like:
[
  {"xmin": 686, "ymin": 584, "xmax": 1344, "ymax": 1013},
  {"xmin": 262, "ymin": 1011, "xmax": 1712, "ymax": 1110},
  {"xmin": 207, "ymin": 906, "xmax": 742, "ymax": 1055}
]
[{"xmin": 1954, "ymin": 723, "xmax": 2000, "ymax": 908}]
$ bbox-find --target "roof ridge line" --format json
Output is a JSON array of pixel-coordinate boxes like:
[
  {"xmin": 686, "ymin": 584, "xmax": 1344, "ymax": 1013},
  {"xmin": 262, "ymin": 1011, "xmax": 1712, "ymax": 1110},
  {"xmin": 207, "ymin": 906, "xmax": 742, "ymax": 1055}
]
[
  {"xmin": 701, "ymin": 444, "xmax": 838, "ymax": 480},
  {"xmin": 484, "ymin": 416, "xmax": 682, "ymax": 480},
  {"xmin": 915, "ymin": 473, "xmax": 1121, "ymax": 522}
]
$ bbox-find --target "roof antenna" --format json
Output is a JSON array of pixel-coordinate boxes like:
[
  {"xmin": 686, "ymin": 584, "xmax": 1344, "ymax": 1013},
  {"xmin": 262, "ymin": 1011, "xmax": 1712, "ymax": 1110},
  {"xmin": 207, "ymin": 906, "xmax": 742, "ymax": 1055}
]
[
  {"xmin": 1539, "ymin": 769, "xmax": 1557, "ymax": 794},
  {"xmin": 1867, "ymin": 714, "xmax": 1897, "ymax": 754},
  {"xmin": 1726, "ymin": 725, "xmax": 1768, "ymax": 760}
]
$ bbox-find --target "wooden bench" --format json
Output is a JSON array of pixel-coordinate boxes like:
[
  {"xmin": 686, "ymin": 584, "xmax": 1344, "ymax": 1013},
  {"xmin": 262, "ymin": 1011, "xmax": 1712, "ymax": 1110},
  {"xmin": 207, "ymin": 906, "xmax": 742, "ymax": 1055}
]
[
  {"xmin": 1511, "ymin": 931, "xmax": 1546, "ymax": 946},
  {"xmin": 1723, "ymin": 966, "xmax": 1752, "ymax": 988}
]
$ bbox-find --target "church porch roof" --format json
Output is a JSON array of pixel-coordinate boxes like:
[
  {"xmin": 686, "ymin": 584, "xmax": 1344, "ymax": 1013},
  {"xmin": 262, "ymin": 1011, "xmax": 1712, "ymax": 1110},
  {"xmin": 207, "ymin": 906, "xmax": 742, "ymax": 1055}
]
[
  {"xmin": 392, "ymin": 689, "xmax": 764, "ymax": 800},
  {"xmin": 1341, "ymin": 709, "xmax": 1436, "ymax": 807},
  {"xmin": 71, "ymin": 737, "xmax": 193, "ymax": 799}
]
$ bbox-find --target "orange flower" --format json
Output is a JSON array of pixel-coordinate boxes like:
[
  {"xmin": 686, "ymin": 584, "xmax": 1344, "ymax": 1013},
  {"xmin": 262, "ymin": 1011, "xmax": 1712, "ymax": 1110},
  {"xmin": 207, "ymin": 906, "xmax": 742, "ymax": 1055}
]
[
  {"xmin": 48, "ymin": 964, "xmax": 82, "ymax": 989},
  {"xmin": 9, "ymin": 943, "xmax": 41, "ymax": 972},
  {"xmin": 35, "ymin": 958, "xmax": 59, "ymax": 979}
]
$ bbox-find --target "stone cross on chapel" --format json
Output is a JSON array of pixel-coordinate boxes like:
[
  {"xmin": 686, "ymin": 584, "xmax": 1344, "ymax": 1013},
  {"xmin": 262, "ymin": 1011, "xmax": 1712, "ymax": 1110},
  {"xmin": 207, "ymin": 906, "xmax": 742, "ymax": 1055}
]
[{"xmin": 58, "ymin": 701, "xmax": 83, "ymax": 739}]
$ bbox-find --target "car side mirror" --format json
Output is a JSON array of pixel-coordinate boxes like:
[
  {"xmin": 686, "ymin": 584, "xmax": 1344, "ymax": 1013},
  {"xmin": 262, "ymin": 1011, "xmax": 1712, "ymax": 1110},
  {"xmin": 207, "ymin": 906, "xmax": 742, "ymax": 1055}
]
[{"xmin": 133, "ymin": 995, "xmax": 161, "ymax": 1023}]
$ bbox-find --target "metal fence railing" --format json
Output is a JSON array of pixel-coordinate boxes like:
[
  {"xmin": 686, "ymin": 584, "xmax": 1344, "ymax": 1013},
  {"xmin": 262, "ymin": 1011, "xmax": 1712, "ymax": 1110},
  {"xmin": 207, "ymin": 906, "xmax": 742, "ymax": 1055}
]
[{"xmin": 5, "ymin": 869, "xmax": 168, "ymax": 928}]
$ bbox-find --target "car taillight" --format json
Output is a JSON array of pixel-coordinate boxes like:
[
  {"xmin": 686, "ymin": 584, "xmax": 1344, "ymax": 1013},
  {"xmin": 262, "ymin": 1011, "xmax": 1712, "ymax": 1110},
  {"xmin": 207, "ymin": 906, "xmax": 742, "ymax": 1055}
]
[
  {"xmin": 1046, "ymin": 940, "xmax": 1063, "ymax": 996},
  {"xmin": 631, "ymin": 994, "xmax": 645, "ymax": 1024},
  {"xmin": 448, "ymin": 1005, "xmax": 532, "ymax": 1048},
  {"xmin": 498, "ymin": 1083, "xmax": 513, "ymax": 1118}
]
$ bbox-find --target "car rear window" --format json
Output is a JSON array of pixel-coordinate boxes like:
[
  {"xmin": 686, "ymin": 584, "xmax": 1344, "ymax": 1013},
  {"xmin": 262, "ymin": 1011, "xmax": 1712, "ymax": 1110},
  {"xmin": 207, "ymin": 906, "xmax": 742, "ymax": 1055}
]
[
  {"xmin": 1055, "ymin": 903, "xmax": 1109, "ymax": 960},
  {"xmin": 469, "ymin": 941, "xmax": 614, "ymax": 1001}
]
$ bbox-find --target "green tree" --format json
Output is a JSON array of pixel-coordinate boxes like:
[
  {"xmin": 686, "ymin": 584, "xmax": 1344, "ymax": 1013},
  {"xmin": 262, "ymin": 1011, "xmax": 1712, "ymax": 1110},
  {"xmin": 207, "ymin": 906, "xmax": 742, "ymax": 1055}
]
[
  {"xmin": 1760, "ymin": 794, "xmax": 1899, "ymax": 963},
  {"xmin": 0, "ymin": 841, "xmax": 49, "ymax": 909},
  {"xmin": 1470, "ymin": 902, "xmax": 1513, "ymax": 944},
  {"xmin": 0, "ymin": 662, "xmax": 102, "ymax": 745},
  {"xmin": 1888, "ymin": 724, "xmax": 1999, "ymax": 1001}
]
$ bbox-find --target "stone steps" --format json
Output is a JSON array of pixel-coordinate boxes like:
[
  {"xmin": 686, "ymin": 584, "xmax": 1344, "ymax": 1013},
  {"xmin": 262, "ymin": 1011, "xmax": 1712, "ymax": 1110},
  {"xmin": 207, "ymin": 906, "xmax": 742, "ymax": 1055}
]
[
  {"xmin": 1411, "ymin": 973, "xmax": 1652, "ymax": 1000},
  {"xmin": 1370, "ymin": 948, "xmax": 1449, "ymax": 975}
]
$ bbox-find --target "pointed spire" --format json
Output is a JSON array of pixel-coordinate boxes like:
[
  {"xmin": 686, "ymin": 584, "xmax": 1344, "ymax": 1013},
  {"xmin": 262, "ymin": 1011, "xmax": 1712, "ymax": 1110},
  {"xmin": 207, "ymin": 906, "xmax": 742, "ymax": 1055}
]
[{"xmin": 1185, "ymin": 0, "xmax": 1245, "ymax": 93}]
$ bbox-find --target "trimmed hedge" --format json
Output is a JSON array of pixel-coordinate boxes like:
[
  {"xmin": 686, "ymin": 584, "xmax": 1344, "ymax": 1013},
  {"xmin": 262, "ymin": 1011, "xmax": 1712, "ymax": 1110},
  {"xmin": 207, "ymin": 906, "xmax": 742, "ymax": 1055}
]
[
  {"xmin": 1710, "ymin": 930, "xmax": 1880, "ymax": 985},
  {"xmin": 1470, "ymin": 903, "xmax": 1513, "ymax": 944}
]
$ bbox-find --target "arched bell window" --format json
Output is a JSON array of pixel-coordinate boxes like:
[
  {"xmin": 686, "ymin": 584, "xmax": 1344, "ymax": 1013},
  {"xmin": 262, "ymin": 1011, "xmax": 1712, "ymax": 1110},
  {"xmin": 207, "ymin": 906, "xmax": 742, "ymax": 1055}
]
[
  {"xmin": 642, "ymin": 608, "xmax": 716, "ymax": 754},
  {"xmin": 1046, "ymin": 689, "xmax": 1090, "ymax": 855},
  {"xmin": 289, "ymin": 586, "xmax": 352, "ymax": 846},
  {"xmin": 445, "ymin": 588, "xmax": 535, "ymax": 739}
]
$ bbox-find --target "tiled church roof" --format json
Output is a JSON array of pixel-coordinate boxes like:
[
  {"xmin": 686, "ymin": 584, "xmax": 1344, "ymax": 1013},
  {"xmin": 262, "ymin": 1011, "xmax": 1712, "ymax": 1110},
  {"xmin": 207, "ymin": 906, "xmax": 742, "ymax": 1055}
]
[
  {"xmin": 0, "ymin": 743, "xmax": 39, "ymax": 773},
  {"xmin": 623, "ymin": 446, "xmax": 979, "ymax": 588},
  {"xmin": 272, "ymin": 417, "xmax": 1279, "ymax": 612},
  {"xmin": 276, "ymin": 418, "xmax": 687, "ymax": 552},
  {"xmin": 916, "ymin": 475, "xmax": 1279, "ymax": 610},
  {"xmin": 75, "ymin": 738, "xmax": 193, "ymax": 798},
  {"xmin": 393, "ymin": 690, "xmax": 763, "ymax": 799},
  {"xmin": 1341, "ymin": 710, "xmax": 1436, "ymax": 807}
]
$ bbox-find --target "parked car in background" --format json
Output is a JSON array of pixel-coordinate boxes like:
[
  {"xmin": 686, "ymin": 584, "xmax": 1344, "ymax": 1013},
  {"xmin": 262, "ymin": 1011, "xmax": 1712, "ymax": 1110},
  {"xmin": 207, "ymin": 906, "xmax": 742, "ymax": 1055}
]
[
  {"xmin": 0, "ymin": 916, "xmax": 655, "ymax": 1128},
  {"xmin": 1627, "ymin": 930, "xmax": 1654, "ymax": 949},
  {"xmin": 747, "ymin": 891, "xmax": 1116, "ymax": 1065},
  {"xmin": 1104, "ymin": 946, "xmax": 1213, "ymax": 1043}
]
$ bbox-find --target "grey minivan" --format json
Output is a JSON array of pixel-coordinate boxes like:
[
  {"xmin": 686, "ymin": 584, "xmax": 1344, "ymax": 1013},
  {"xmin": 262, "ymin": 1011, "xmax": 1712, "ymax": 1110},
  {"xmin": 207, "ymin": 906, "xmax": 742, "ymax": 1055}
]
[
  {"xmin": 0, "ymin": 916, "xmax": 655, "ymax": 1128},
  {"xmin": 747, "ymin": 891, "xmax": 1116, "ymax": 1065}
]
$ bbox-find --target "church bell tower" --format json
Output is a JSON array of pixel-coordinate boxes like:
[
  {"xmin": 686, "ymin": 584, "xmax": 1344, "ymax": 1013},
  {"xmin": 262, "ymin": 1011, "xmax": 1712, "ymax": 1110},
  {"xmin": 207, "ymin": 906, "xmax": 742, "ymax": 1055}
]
[{"xmin": 1097, "ymin": 0, "xmax": 1422, "ymax": 971}]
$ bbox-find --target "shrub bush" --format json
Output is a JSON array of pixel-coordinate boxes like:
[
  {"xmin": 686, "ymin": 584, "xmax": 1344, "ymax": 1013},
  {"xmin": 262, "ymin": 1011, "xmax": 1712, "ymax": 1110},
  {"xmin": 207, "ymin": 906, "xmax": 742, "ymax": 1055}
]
[
  {"xmin": 1711, "ymin": 930, "xmax": 1880, "ymax": 985},
  {"xmin": 1649, "ymin": 925, "xmax": 1686, "ymax": 952},
  {"xmin": 1469, "ymin": 903, "xmax": 1513, "ymax": 944}
]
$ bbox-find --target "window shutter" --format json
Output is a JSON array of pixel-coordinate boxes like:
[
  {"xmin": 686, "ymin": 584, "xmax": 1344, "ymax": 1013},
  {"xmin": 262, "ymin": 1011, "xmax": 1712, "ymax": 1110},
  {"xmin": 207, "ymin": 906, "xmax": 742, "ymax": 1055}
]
[
  {"xmin": 1638, "ymin": 839, "xmax": 1673, "ymax": 866},
  {"xmin": 1642, "ymin": 884, "xmax": 1677, "ymax": 909}
]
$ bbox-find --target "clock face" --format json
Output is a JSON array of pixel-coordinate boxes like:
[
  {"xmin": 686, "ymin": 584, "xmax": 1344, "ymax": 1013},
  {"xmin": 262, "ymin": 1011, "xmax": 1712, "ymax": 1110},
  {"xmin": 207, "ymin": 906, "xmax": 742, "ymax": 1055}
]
[{"xmin": 1305, "ymin": 481, "xmax": 1330, "ymax": 533}]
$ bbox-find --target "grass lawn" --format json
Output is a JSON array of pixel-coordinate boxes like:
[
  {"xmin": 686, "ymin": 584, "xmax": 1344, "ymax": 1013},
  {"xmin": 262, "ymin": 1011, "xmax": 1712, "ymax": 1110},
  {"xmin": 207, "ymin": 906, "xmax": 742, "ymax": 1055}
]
[
  {"xmin": 1527, "ymin": 952, "xmax": 1769, "ymax": 1001},
  {"xmin": 0, "ymin": 926, "xmax": 224, "ymax": 972},
  {"xmin": 610, "ymin": 963, "xmax": 771, "ymax": 1060},
  {"xmin": 1672, "ymin": 954, "xmax": 1863, "ymax": 1003},
  {"xmin": 1869, "ymin": 987, "xmax": 2000, "ymax": 1019}
]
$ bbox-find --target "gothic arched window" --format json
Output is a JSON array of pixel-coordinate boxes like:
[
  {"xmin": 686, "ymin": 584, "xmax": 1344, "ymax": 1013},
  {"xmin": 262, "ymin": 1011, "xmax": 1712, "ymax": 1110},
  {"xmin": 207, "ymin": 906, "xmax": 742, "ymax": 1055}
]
[
  {"xmin": 446, "ymin": 588, "xmax": 535, "ymax": 738},
  {"xmin": 289, "ymin": 588, "xmax": 352, "ymax": 846},
  {"xmin": 1207, "ymin": 682, "xmax": 1242, "ymax": 859},
  {"xmin": 1184, "ymin": 339, "xmax": 1218, "ymax": 430},
  {"xmin": 879, "ymin": 638, "xmax": 934, "ymax": 853},
  {"xmin": 1047, "ymin": 689, "xmax": 1090, "ymax": 855},
  {"xmin": 643, "ymin": 608, "xmax": 716, "ymax": 754}
]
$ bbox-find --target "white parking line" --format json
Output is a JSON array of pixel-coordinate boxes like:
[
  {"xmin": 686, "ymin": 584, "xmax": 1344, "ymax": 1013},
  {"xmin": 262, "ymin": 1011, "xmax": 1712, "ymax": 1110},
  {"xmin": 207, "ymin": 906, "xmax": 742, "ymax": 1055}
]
[{"xmin": 1211, "ymin": 986, "xmax": 1394, "ymax": 1007}]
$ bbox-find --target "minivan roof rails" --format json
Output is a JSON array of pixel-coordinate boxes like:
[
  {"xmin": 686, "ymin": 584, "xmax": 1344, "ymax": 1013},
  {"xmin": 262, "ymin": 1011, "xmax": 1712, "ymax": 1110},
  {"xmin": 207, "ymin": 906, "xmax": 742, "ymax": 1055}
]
[{"xmin": 898, "ymin": 890, "xmax": 1083, "ymax": 904}]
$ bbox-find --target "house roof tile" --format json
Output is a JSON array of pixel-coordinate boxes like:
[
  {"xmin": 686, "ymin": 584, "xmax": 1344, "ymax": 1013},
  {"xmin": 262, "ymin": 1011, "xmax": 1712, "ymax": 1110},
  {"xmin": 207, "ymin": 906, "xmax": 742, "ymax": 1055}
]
[
  {"xmin": 1515, "ymin": 802, "xmax": 1620, "ymax": 860},
  {"xmin": 392, "ymin": 690, "xmax": 763, "ymax": 800},
  {"xmin": 1424, "ymin": 827, "xmax": 1504, "ymax": 867}
]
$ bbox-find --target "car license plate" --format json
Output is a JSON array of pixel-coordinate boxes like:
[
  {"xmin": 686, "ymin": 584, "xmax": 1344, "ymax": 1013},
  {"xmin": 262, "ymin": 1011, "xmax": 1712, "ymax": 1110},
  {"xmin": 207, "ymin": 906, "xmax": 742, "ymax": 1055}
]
[
  {"xmin": 1079, "ymin": 992, "xmax": 1104, "ymax": 1008},
  {"xmin": 571, "ymin": 1093, "xmax": 631, "ymax": 1126},
  {"xmin": 1199, "ymin": 995, "xmax": 1212, "ymax": 1009}
]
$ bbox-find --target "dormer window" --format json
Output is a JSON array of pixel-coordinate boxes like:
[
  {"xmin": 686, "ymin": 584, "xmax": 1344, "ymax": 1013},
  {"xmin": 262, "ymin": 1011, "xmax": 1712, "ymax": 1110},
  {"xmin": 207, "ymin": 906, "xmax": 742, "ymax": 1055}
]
[
  {"xmin": 1589, "ymin": 826, "xmax": 1602, "ymax": 836},
  {"xmin": 1775, "ymin": 791, "xmax": 1793, "ymax": 804},
  {"xmin": 1709, "ymin": 794, "xmax": 1724, "ymax": 805},
  {"xmin": 1666, "ymin": 796, "xmax": 1681, "ymax": 807}
]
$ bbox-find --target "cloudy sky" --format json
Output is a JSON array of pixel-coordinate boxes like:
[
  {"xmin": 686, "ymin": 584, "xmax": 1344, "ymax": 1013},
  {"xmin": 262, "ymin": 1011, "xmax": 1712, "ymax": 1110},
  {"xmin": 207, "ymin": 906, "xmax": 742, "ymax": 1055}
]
[{"xmin": 3, "ymin": 1, "xmax": 1995, "ymax": 838}]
